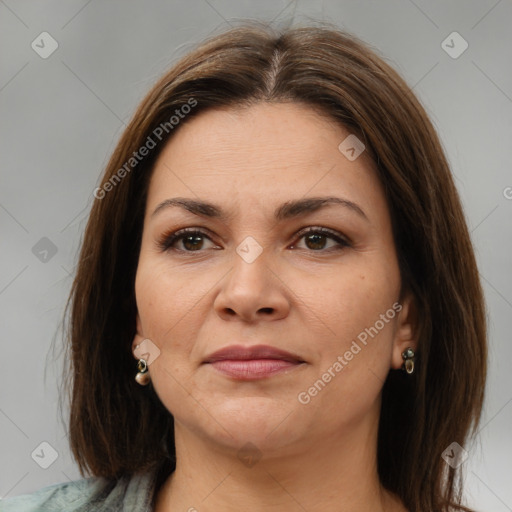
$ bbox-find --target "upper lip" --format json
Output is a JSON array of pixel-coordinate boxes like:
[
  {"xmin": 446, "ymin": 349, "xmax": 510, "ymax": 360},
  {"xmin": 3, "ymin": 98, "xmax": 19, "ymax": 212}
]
[{"xmin": 203, "ymin": 344, "xmax": 304, "ymax": 364}]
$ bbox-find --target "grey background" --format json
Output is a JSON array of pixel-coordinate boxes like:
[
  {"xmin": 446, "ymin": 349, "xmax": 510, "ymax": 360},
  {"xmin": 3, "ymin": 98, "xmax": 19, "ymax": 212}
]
[{"xmin": 1, "ymin": 0, "xmax": 511, "ymax": 510}]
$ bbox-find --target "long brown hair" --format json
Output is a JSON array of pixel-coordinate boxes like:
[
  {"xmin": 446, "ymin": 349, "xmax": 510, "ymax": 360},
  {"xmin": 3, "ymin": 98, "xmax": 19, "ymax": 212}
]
[{"xmin": 60, "ymin": 21, "xmax": 487, "ymax": 512}]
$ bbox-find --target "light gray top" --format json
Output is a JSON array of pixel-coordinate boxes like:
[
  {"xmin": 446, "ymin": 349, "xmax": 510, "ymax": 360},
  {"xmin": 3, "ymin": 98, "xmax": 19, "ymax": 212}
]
[{"xmin": 0, "ymin": 467, "xmax": 160, "ymax": 512}]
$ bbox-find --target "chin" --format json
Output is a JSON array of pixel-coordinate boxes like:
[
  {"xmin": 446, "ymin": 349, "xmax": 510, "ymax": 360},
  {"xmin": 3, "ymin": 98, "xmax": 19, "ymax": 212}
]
[{"xmin": 199, "ymin": 396, "xmax": 303, "ymax": 450}]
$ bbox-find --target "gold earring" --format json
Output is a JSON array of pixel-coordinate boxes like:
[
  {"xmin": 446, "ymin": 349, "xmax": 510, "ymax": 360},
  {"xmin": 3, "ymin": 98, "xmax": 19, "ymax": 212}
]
[
  {"xmin": 135, "ymin": 358, "xmax": 151, "ymax": 385},
  {"xmin": 401, "ymin": 347, "xmax": 415, "ymax": 374}
]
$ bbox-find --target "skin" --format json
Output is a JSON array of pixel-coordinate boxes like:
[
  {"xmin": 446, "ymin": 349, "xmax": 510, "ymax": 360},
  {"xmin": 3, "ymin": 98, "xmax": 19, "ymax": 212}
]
[{"xmin": 132, "ymin": 102, "xmax": 417, "ymax": 512}]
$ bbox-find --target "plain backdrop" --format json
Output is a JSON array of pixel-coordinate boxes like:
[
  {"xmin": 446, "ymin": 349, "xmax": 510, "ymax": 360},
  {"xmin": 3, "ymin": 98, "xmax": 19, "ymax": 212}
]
[{"xmin": 1, "ymin": 1, "xmax": 511, "ymax": 510}]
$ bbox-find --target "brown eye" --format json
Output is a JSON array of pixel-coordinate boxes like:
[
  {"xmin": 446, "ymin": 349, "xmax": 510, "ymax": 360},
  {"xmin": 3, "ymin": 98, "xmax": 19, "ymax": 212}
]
[
  {"xmin": 158, "ymin": 229, "xmax": 217, "ymax": 252},
  {"xmin": 291, "ymin": 227, "xmax": 350, "ymax": 252},
  {"xmin": 304, "ymin": 233, "xmax": 329, "ymax": 250},
  {"xmin": 179, "ymin": 233, "xmax": 205, "ymax": 251}
]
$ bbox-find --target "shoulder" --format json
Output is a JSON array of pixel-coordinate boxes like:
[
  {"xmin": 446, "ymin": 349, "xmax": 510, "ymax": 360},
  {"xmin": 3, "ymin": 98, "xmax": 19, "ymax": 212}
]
[
  {"xmin": 0, "ymin": 468, "xmax": 158, "ymax": 512},
  {"xmin": 0, "ymin": 476, "xmax": 107, "ymax": 512}
]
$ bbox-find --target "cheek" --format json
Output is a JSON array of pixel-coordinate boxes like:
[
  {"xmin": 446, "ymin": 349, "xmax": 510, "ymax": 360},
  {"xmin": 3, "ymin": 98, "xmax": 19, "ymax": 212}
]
[
  {"xmin": 306, "ymin": 286, "xmax": 399, "ymax": 422},
  {"xmin": 134, "ymin": 258, "xmax": 212, "ymax": 375},
  {"xmin": 135, "ymin": 261, "xmax": 184, "ymax": 360},
  {"xmin": 317, "ymin": 263, "xmax": 398, "ymax": 328},
  {"xmin": 307, "ymin": 262, "xmax": 400, "ymax": 376},
  {"xmin": 135, "ymin": 264, "xmax": 165, "ymax": 334},
  {"xmin": 135, "ymin": 263, "xmax": 198, "ymax": 411},
  {"xmin": 136, "ymin": 257, "xmax": 191, "ymax": 329}
]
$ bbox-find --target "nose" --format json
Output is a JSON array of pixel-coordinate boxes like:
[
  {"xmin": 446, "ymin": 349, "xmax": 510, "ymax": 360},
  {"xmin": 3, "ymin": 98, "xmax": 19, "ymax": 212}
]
[{"xmin": 213, "ymin": 245, "xmax": 291, "ymax": 323}]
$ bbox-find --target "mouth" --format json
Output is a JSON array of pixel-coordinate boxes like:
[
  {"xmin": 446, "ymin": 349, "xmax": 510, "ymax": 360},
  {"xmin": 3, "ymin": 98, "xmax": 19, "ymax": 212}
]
[{"xmin": 202, "ymin": 344, "xmax": 306, "ymax": 380}]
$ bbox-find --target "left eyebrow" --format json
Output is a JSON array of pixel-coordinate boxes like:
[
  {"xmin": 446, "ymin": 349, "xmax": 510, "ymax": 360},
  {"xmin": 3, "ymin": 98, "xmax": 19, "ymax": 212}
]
[
  {"xmin": 275, "ymin": 196, "xmax": 368, "ymax": 222},
  {"xmin": 151, "ymin": 196, "xmax": 369, "ymax": 222}
]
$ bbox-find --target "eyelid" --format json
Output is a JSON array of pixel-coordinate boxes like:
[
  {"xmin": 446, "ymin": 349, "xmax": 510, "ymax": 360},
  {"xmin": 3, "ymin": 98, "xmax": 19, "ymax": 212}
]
[
  {"xmin": 293, "ymin": 226, "xmax": 352, "ymax": 247},
  {"xmin": 156, "ymin": 227, "xmax": 217, "ymax": 252},
  {"xmin": 156, "ymin": 225, "xmax": 351, "ymax": 252}
]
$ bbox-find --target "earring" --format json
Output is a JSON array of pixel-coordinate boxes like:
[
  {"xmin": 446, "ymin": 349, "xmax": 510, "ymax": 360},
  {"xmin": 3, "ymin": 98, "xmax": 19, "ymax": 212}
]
[
  {"xmin": 401, "ymin": 347, "xmax": 415, "ymax": 374},
  {"xmin": 135, "ymin": 358, "xmax": 151, "ymax": 385}
]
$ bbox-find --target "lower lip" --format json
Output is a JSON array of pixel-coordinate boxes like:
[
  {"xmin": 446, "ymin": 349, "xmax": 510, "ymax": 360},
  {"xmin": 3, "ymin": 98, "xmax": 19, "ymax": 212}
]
[{"xmin": 207, "ymin": 359, "xmax": 302, "ymax": 380}]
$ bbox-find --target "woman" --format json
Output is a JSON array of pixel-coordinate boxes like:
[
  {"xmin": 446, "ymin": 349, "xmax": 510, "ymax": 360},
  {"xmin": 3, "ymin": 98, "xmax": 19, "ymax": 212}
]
[{"xmin": 2, "ymin": 21, "xmax": 487, "ymax": 512}]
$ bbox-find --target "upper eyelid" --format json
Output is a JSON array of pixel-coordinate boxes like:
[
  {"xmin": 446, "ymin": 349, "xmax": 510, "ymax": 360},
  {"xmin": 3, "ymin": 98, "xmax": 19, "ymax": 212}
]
[
  {"xmin": 165, "ymin": 226, "xmax": 345, "ymax": 240},
  {"xmin": 158, "ymin": 226, "xmax": 350, "ymax": 250}
]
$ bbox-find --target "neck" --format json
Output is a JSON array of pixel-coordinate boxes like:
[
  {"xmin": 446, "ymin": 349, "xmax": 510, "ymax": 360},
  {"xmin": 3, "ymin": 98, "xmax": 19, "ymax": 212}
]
[{"xmin": 155, "ymin": 410, "xmax": 405, "ymax": 512}]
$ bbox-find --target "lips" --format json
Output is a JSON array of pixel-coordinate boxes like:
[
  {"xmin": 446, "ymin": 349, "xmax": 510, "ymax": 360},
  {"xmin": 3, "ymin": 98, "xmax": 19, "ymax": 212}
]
[
  {"xmin": 203, "ymin": 344, "xmax": 304, "ymax": 364},
  {"xmin": 203, "ymin": 344, "xmax": 305, "ymax": 380}
]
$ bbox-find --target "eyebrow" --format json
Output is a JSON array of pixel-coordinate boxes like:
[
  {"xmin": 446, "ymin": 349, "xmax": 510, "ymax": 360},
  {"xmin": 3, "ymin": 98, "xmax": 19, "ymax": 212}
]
[{"xmin": 151, "ymin": 196, "xmax": 369, "ymax": 222}]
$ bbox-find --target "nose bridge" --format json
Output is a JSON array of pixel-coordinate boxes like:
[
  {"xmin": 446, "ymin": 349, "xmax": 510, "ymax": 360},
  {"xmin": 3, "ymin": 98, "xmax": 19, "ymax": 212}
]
[
  {"xmin": 213, "ymin": 235, "xmax": 289, "ymax": 321},
  {"xmin": 233, "ymin": 236, "xmax": 269, "ymax": 287}
]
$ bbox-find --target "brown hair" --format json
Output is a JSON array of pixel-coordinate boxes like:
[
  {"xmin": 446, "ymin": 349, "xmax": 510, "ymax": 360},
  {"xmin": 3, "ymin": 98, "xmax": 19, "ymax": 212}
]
[{"xmin": 60, "ymin": 21, "xmax": 487, "ymax": 512}]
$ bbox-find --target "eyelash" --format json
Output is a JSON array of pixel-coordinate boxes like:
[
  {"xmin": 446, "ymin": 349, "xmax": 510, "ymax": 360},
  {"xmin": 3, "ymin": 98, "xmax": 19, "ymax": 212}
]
[{"xmin": 157, "ymin": 226, "xmax": 351, "ymax": 254}]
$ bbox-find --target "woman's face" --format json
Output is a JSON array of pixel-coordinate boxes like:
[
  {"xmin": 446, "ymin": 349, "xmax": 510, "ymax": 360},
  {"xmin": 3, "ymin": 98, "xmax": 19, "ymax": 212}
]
[{"xmin": 133, "ymin": 102, "xmax": 416, "ymax": 456}]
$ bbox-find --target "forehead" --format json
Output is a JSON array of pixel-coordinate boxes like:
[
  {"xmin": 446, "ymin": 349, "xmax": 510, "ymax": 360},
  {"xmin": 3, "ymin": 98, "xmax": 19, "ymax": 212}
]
[
  {"xmin": 145, "ymin": 102, "xmax": 385, "ymax": 222},
  {"xmin": 153, "ymin": 102, "xmax": 353, "ymax": 171}
]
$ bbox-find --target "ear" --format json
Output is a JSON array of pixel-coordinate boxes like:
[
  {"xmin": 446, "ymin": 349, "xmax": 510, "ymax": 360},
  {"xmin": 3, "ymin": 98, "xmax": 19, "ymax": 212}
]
[
  {"xmin": 132, "ymin": 313, "xmax": 146, "ymax": 361},
  {"xmin": 390, "ymin": 291, "xmax": 419, "ymax": 370}
]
